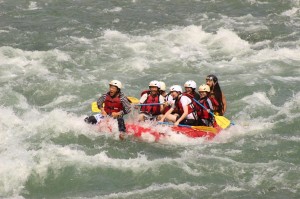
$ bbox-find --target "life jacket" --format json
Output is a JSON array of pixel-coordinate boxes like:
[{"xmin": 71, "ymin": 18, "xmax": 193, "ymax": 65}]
[
  {"xmin": 196, "ymin": 97, "xmax": 213, "ymax": 119},
  {"xmin": 209, "ymin": 92, "xmax": 223, "ymax": 115},
  {"xmin": 104, "ymin": 92, "xmax": 123, "ymax": 115},
  {"xmin": 174, "ymin": 94, "xmax": 197, "ymax": 119},
  {"xmin": 185, "ymin": 91, "xmax": 200, "ymax": 101},
  {"xmin": 209, "ymin": 96, "xmax": 219, "ymax": 112},
  {"xmin": 140, "ymin": 90, "xmax": 161, "ymax": 115},
  {"xmin": 182, "ymin": 93, "xmax": 199, "ymax": 113}
]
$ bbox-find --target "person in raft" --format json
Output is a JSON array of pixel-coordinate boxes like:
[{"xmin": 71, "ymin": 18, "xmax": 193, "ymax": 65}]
[
  {"xmin": 159, "ymin": 85, "xmax": 198, "ymax": 126},
  {"xmin": 138, "ymin": 80, "xmax": 165, "ymax": 121},
  {"xmin": 84, "ymin": 80, "xmax": 131, "ymax": 133},
  {"xmin": 159, "ymin": 81, "xmax": 168, "ymax": 98},
  {"xmin": 196, "ymin": 84, "xmax": 214, "ymax": 127},
  {"xmin": 159, "ymin": 81, "xmax": 173, "ymax": 115},
  {"xmin": 206, "ymin": 74, "xmax": 227, "ymax": 116},
  {"xmin": 183, "ymin": 80, "xmax": 200, "ymax": 100}
]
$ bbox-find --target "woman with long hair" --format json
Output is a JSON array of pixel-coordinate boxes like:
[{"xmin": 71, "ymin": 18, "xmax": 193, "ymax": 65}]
[{"xmin": 205, "ymin": 75, "xmax": 227, "ymax": 116}]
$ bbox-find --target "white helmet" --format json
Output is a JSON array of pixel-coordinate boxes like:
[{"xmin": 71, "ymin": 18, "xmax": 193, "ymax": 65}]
[
  {"xmin": 184, "ymin": 80, "xmax": 197, "ymax": 89},
  {"xmin": 109, "ymin": 80, "xmax": 122, "ymax": 89},
  {"xmin": 198, "ymin": 84, "xmax": 210, "ymax": 92},
  {"xmin": 159, "ymin": 81, "xmax": 166, "ymax": 91},
  {"xmin": 149, "ymin": 80, "xmax": 161, "ymax": 89},
  {"xmin": 170, "ymin": 85, "xmax": 182, "ymax": 93}
]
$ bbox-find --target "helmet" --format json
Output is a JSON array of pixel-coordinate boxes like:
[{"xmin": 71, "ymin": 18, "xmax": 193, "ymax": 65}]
[
  {"xmin": 159, "ymin": 81, "xmax": 166, "ymax": 91},
  {"xmin": 149, "ymin": 80, "xmax": 161, "ymax": 89},
  {"xmin": 170, "ymin": 85, "xmax": 182, "ymax": 93},
  {"xmin": 109, "ymin": 80, "xmax": 122, "ymax": 89},
  {"xmin": 198, "ymin": 84, "xmax": 210, "ymax": 92},
  {"xmin": 206, "ymin": 74, "xmax": 218, "ymax": 83},
  {"xmin": 184, "ymin": 80, "xmax": 197, "ymax": 89}
]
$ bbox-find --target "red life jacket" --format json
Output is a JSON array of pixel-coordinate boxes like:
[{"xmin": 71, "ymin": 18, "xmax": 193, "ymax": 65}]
[
  {"xmin": 104, "ymin": 93, "xmax": 123, "ymax": 115},
  {"xmin": 209, "ymin": 96, "xmax": 219, "ymax": 112},
  {"xmin": 182, "ymin": 93, "xmax": 199, "ymax": 112},
  {"xmin": 163, "ymin": 106, "xmax": 170, "ymax": 114},
  {"xmin": 184, "ymin": 91, "xmax": 200, "ymax": 101},
  {"xmin": 175, "ymin": 94, "xmax": 196, "ymax": 117},
  {"xmin": 209, "ymin": 91, "xmax": 223, "ymax": 115},
  {"xmin": 140, "ymin": 90, "xmax": 161, "ymax": 115},
  {"xmin": 196, "ymin": 97, "xmax": 212, "ymax": 119}
]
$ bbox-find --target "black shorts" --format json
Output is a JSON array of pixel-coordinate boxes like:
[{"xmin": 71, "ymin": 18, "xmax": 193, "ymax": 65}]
[
  {"xmin": 176, "ymin": 116, "xmax": 198, "ymax": 126},
  {"xmin": 198, "ymin": 118, "xmax": 213, "ymax": 127}
]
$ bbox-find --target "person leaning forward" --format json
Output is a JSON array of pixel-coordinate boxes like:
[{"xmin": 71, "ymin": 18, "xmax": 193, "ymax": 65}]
[{"xmin": 159, "ymin": 85, "xmax": 198, "ymax": 126}]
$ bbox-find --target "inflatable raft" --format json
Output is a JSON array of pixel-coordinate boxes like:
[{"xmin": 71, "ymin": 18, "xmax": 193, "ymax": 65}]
[
  {"xmin": 98, "ymin": 120, "xmax": 222, "ymax": 142},
  {"xmin": 125, "ymin": 123, "xmax": 221, "ymax": 141}
]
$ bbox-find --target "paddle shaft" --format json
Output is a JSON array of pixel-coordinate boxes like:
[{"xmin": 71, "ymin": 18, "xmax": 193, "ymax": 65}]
[
  {"xmin": 193, "ymin": 98, "xmax": 231, "ymax": 129},
  {"xmin": 135, "ymin": 103, "xmax": 164, "ymax": 106},
  {"xmin": 193, "ymin": 98, "xmax": 215, "ymax": 117},
  {"xmin": 158, "ymin": 122, "xmax": 203, "ymax": 128}
]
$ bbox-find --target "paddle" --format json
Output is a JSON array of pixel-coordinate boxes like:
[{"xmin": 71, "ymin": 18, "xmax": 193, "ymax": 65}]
[
  {"xmin": 177, "ymin": 124, "xmax": 218, "ymax": 134},
  {"xmin": 91, "ymin": 96, "xmax": 139, "ymax": 112},
  {"xmin": 158, "ymin": 122, "xmax": 218, "ymax": 133},
  {"xmin": 127, "ymin": 96, "xmax": 139, "ymax": 104},
  {"xmin": 193, "ymin": 98, "xmax": 231, "ymax": 129},
  {"xmin": 135, "ymin": 103, "xmax": 164, "ymax": 106}
]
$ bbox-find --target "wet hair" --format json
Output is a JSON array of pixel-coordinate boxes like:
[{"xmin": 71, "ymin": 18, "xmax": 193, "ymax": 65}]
[
  {"xmin": 207, "ymin": 74, "xmax": 223, "ymax": 112},
  {"xmin": 206, "ymin": 74, "xmax": 218, "ymax": 83}
]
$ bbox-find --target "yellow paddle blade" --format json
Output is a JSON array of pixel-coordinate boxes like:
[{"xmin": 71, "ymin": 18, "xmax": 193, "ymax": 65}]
[
  {"xmin": 127, "ymin": 96, "xmax": 139, "ymax": 104},
  {"xmin": 91, "ymin": 102, "xmax": 101, "ymax": 112},
  {"xmin": 215, "ymin": 115, "xmax": 231, "ymax": 129},
  {"xmin": 191, "ymin": 126, "xmax": 218, "ymax": 134}
]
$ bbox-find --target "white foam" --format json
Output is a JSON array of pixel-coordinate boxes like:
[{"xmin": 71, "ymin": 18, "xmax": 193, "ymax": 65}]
[
  {"xmin": 126, "ymin": 57, "xmax": 150, "ymax": 72},
  {"xmin": 246, "ymin": 0, "xmax": 269, "ymax": 5},
  {"xmin": 225, "ymin": 91, "xmax": 300, "ymax": 142},
  {"xmin": 221, "ymin": 185, "xmax": 246, "ymax": 192},
  {"xmin": 245, "ymin": 47, "xmax": 300, "ymax": 68},
  {"xmin": 102, "ymin": 30, "xmax": 129, "ymax": 41},
  {"xmin": 39, "ymin": 95, "xmax": 78, "ymax": 109},
  {"xmin": 241, "ymin": 92, "xmax": 273, "ymax": 107},
  {"xmin": 0, "ymin": 46, "xmax": 71, "ymax": 82},
  {"xmin": 103, "ymin": 7, "xmax": 122, "ymax": 13},
  {"xmin": 0, "ymin": 106, "xmax": 104, "ymax": 196},
  {"xmin": 272, "ymin": 76, "xmax": 300, "ymax": 82},
  {"xmin": 208, "ymin": 28, "xmax": 251, "ymax": 56},
  {"xmin": 98, "ymin": 26, "xmax": 256, "ymax": 73},
  {"xmin": 27, "ymin": 1, "xmax": 40, "ymax": 10},
  {"xmin": 0, "ymin": 107, "xmax": 33, "ymax": 197},
  {"xmin": 281, "ymin": 7, "xmax": 299, "ymax": 17},
  {"xmin": 70, "ymin": 36, "xmax": 93, "ymax": 45},
  {"xmin": 70, "ymin": 183, "xmax": 207, "ymax": 199}
]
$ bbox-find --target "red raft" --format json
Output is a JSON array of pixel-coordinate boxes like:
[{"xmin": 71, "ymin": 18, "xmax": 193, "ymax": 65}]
[{"xmin": 124, "ymin": 123, "xmax": 222, "ymax": 142}]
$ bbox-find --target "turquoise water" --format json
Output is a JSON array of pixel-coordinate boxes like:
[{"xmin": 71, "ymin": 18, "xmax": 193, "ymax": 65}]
[{"xmin": 0, "ymin": 0, "xmax": 300, "ymax": 198}]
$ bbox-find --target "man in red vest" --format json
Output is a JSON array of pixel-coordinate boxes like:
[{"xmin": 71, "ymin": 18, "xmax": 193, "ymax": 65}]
[
  {"xmin": 138, "ymin": 80, "xmax": 165, "ymax": 121},
  {"xmin": 84, "ymin": 80, "xmax": 131, "ymax": 133}
]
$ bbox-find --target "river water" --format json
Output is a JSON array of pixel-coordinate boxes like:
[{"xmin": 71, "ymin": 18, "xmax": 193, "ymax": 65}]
[{"xmin": 0, "ymin": 0, "xmax": 300, "ymax": 198}]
